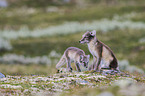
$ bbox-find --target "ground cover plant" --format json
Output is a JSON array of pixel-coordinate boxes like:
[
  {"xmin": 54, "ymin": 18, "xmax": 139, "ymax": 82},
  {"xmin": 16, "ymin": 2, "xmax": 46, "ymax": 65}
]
[{"xmin": 0, "ymin": 70, "xmax": 145, "ymax": 96}]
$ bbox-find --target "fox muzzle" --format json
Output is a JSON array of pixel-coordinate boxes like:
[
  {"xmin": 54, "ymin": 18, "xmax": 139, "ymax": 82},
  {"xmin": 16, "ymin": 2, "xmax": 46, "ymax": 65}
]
[{"xmin": 79, "ymin": 40, "xmax": 86, "ymax": 44}]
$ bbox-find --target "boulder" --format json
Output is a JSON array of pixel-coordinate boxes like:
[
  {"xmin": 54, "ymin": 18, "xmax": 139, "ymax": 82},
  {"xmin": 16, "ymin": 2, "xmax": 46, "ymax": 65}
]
[{"xmin": 0, "ymin": 72, "xmax": 5, "ymax": 78}]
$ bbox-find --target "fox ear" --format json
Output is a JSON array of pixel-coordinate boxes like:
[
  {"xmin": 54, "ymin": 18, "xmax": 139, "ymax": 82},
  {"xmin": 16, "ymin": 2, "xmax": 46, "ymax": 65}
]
[
  {"xmin": 86, "ymin": 30, "xmax": 89, "ymax": 32},
  {"xmin": 90, "ymin": 30, "xmax": 96, "ymax": 36}
]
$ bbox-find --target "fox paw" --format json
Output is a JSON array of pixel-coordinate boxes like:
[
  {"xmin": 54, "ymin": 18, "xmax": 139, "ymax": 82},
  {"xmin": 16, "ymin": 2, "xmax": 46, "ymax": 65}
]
[
  {"xmin": 68, "ymin": 67, "xmax": 73, "ymax": 72},
  {"xmin": 56, "ymin": 69, "xmax": 60, "ymax": 73},
  {"xmin": 90, "ymin": 70, "xmax": 100, "ymax": 73}
]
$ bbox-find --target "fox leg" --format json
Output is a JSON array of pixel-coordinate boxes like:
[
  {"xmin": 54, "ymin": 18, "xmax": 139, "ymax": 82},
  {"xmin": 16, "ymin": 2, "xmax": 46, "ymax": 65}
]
[
  {"xmin": 114, "ymin": 67, "xmax": 120, "ymax": 73},
  {"xmin": 94, "ymin": 57, "xmax": 101, "ymax": 71},
  {"xmin": 75, "ymin": 61, "xmax": 81, "ymax": 72},
  {"xmin": 66, "ymin": 58, "xmax": 73, "ymax": 72},
  {"xmin": 89, "ymin": 56, "xmax": 97, "ymax": 70}
]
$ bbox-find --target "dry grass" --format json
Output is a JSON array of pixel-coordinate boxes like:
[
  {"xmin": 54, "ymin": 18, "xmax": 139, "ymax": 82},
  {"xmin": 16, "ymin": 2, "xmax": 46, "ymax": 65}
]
[{"xmin": 0, "ymin": 64, "xmax": 56, "ymax": 76}]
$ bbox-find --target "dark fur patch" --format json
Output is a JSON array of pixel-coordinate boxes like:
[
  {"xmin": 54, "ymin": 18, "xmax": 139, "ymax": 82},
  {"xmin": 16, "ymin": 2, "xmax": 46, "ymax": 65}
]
[
  {"xmin": 109, "ymin": 56, "xmax": 118, "ymax": 69},
  {"xmin": 99, "ymin": 41, "xmax": 118, "ymax": 69},
  {"xmin": 96, "ymin": 41, "xmax": 103, "ymax": 58},
  {"xmin": 94, "ymin": 41, "xmax": 103, "ymax": 70},
  {"xmin": 88, "ymin": 34, "xmax": 95, "ymax": 42}
]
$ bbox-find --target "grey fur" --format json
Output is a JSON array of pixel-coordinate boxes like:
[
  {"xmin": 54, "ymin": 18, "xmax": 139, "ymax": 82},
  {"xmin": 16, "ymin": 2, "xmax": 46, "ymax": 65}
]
[
  {"xmin": 56, "ymin": 47, "xmax": 90, "ymax": 72},
  {"xmin": 79, "ymin": 30, "xmax": 119, "ymax": 72}
]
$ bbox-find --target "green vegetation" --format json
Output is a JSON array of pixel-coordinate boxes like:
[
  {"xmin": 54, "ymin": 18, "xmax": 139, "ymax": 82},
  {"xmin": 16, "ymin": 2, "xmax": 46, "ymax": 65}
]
[
  {"xmin": 1, "ymin": 1, "xmax": 145, "ymax": 30},
  {"xmin": 0, "ymin": 71, "xmax": 145, "ymax": 96},
  {"xmin": 0, "ymin": 64, "xmax": 56, "ymax": 76}
]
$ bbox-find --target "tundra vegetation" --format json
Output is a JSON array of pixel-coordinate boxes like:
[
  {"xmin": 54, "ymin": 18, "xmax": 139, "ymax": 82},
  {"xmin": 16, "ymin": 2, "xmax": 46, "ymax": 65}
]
[{"xmin": 0, "ymin": 0, "xmax": 145, "ymax": 95}]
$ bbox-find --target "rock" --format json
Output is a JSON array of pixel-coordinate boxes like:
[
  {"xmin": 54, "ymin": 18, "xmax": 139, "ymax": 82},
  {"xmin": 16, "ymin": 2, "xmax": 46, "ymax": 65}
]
[
  {"xmin": 76, "ymin": 80, "xmax": 89, "ymax": 85},
  {"xmin": 97, "ymin": 91, "xmax": 114, "ymax": 96},
  {"xmin": 0, "ymin": 84, "xmax": 22, "ymax": 89},
  {"xmin": 0, "ymin": 72, "xmax": 5, "ymax": 78},
  {"xmin": 113, "ymin": 78, "xmax": 136, "ymax": 88}
]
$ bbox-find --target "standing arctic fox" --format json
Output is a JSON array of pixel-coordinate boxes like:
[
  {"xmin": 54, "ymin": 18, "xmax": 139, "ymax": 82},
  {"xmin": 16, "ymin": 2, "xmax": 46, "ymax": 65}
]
[
  {"xmin": 79, "ymin": 30, "xmax": 119, "ymax": 72},
  {"xmin": 56, "ymin": 47, "xmax": 90, "ymax": 72}
]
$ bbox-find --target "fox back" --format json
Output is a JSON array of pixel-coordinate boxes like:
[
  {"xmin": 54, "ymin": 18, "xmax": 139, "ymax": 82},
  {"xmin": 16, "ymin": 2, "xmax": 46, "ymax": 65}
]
[
  {"xmin": 65, "ymin": 47, "xmax": 89, "ymax": 66},
  {"xmin": 56, "ymin": 47, "xmax": 90, "ymax": 72}
]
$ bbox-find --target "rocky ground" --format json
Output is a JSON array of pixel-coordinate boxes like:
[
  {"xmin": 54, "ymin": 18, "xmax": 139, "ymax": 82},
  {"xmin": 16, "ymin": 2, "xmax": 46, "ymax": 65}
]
[{"xmin": 0, "ymin": 69, "xmax": 145, "ymax": 96}]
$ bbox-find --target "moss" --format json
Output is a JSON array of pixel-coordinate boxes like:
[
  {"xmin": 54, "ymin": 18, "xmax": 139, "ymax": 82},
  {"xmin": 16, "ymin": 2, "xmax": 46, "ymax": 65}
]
[
  {"xmin": 0, "ymin": 71, "xmax": 145, "ymax": 95},
  {"xmin": 134, "ymin": 78, "xmax": 145, "ymax": 83}
]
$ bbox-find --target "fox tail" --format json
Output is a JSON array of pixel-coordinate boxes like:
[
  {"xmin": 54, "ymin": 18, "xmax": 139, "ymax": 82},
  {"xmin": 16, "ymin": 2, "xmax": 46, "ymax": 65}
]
[{"xmin": 56, "ymin": 54, "xmax": 66, "ymax": 69}]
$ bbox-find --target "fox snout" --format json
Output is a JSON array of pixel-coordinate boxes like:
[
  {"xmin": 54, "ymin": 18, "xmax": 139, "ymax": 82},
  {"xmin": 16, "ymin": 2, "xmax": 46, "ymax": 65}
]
[
  {"xmin": 79, "ymin": 40, "xmax": 82, "ymax": 43},
  {"xmin": 79, "ymin": 39, "xmax": 89, "ymax": 44},
  {"xmin": 84, "ymin": 63, "xmax": 88, "ymax": 69},
  {"xmin": 79, "ymin": 39, "xmax": 86, "ymax": 44}
]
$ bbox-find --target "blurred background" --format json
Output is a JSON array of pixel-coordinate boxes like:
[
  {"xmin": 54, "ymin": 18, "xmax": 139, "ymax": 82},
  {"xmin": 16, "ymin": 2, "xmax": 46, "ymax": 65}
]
[{"xmin": 0, "ymin": 0, "xmax": 145, "ymax": 75}]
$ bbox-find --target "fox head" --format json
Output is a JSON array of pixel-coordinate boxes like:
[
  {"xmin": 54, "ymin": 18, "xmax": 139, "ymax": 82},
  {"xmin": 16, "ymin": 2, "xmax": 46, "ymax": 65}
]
[
  {"xmin": 80, "ymin": 55, "xmax": 90, "ymax": 68},
  {"xmin": 79, "ymin": 30, "xmax": 96, "ymax": 44}
]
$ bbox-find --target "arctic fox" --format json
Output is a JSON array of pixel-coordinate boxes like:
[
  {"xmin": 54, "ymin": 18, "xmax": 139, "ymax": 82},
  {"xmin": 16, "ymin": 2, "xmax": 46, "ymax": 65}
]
[
  {"xmin": 79, "ymin": 30, "xmax": 119, "ymax": 72},
  {"xmin": 56, "ymin": 47, "xmax": 90, "ymax": 72}
]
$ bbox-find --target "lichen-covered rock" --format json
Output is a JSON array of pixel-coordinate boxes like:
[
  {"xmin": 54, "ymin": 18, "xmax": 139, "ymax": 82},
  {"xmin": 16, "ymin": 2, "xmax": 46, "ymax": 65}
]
[
  {"xmin": 0, "ymin": 71, "xmax": 144, "ymax": 96},
  {"xmin": 0, "ymin": 72, "xmax": 5, "ymax": 78}
]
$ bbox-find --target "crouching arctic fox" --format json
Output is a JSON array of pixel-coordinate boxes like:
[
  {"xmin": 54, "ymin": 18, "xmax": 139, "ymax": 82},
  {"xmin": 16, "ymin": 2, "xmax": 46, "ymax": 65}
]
[
  {"xmin": 56, "ymin": 47, "xmax": 90, "ymax": 72},
  {"xmin": 79, "ymin": 30, "xmax": 119, "ymax": 72}
]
